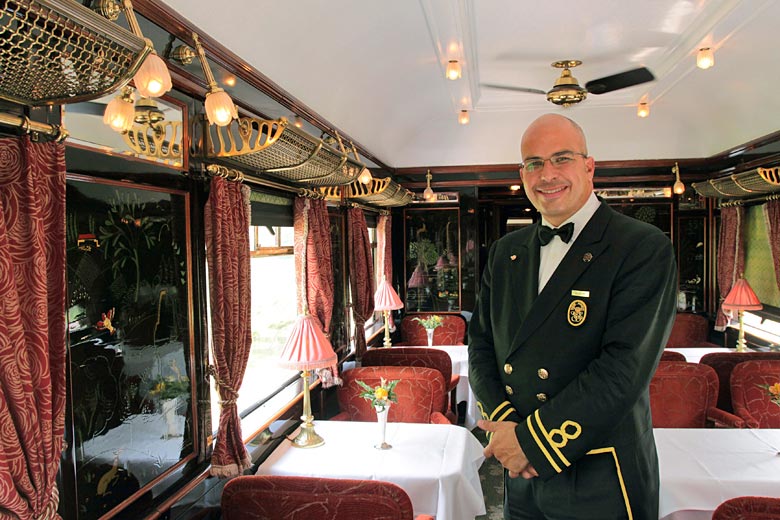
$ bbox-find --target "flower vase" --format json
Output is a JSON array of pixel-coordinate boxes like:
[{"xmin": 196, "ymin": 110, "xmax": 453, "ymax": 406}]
[
  {"xmin": 426, "ymin": 328, "xmax": 435, "ymax": 347},
  {"xmin": 374, "ymin": 404, "xmax": 392, "ymax": 450}
]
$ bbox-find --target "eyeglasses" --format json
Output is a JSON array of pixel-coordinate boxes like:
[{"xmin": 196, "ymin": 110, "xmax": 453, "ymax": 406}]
[{"xmin": 520, "ymin": 151, "xmax": 588, "ymax": 174}]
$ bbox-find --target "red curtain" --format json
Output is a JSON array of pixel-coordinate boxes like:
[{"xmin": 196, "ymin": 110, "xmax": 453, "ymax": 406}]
[
  {"xmin": 293, "ymin": 198, "xmax": 333, "ymax": 333},
  {"xmin": 0, "ymin": 136, "xmax": 67, "ymax": 518},
  {"xmin": 348, "ymin": 207, "xmax": 375, "ymax": 358},
  {"xmin": 205, "ymin": 177, "xmax": 252, "ymax": 477},
  {"xmin": 715, "ymin": 206, "xmax": 745, "ymax": 331},
  {"xmin": 377, "ymin": 213, "xmax": 392, "ymax": 281},
  {"xmin": 764, "ymin": 199, "xmax": 780, "ymax": 293}
]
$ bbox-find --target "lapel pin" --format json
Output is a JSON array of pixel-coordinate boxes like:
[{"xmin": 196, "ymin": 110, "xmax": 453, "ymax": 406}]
[
  {"xmin": 510, "ymin": 255, "xmax": 517, "ymax": 261},
  {"xmin": 582, "ymin": 252, "xmax": 593, "ymax": 263}
]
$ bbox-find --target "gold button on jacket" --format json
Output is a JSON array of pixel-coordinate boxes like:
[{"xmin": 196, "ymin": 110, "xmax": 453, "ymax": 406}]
[
  {"xmin": 536, "ymin": 392, "xmax": 548, "ymax": 402},
  {"xmin": 505, "ymin": 385, "xmax": 514, "ymax": 395},
  {"xmin": 504, "ymin": 363, "xmax": 513, "ymax": 375},
  {"xmin": 537, "ymin": 368, "xmax": 549, "ymax": 379}
]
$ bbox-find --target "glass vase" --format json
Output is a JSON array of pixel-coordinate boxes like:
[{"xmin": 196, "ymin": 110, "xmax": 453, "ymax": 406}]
[
  {"xmin": 426, "ymin": 328, "xmax": 434, "ymax": 347},
  {"xmin": 374, "ymin": 404, "xmax": 392, "ymax": 450}
]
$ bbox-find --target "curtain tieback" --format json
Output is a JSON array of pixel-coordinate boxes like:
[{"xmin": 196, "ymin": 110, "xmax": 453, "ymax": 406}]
[{"xmin": 207, "ymin": 364, "xmax": 239, "ymax": 406}]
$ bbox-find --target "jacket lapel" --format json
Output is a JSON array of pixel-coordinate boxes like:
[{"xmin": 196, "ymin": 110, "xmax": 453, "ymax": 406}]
[
  {"xmin": 504, "ymin": 230, "xmax": 539, "ymax": 332},
  {"xmin": 509, "ymin": 203, "xmax": 613, "ymax": 354}
]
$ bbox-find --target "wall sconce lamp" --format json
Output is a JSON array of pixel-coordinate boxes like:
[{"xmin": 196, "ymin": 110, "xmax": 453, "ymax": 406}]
[
  {"xmin": 446, "ymin": 60, "xmax": 462, "ymax": 80},
  {"xmin": 722, "ymin": 278, "xmax": 763, "ymax": 352},
  {"xmin": 103, "ymin": 86, "xmax": 135, "ymax": 132},
  {"xmin": 292, "ymin": 115, "xmax": 304, "ymax": 129},
  {"xmin": 118, "ymin": 0, "xmax": 172, "ymax": 98},
  {"xmin": 458, "ymin": 110, "xmax": 470, "ymax": 125},
  {"xmin": 697, "ymin": 47, "xmax": 715, "ymax": 70},
  {"xmin": 637, "ymin": 102, "xmax": 650, "ymax": 118},
  {"xmin": 193, "ymin": 33, "xmax": 238, "ymax": 126},
  {"xmin": 358, "ymin": 167, "xmax": 373, "ymax": 185},
  {"xmin": 672, "ymin": 162, "xmax": 685, "ymax": 195},
  {"xmin": 423, "ymin": 169, "xmax": 435, "ymax": 201}
]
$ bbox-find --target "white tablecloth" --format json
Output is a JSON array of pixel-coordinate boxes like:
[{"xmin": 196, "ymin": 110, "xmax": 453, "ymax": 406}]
[
  {"xmin": 256, "ymin": 421, "xmax": 486, "ymax": 519},
  {"xmin": 657, "ymin": 428, "xmax": 780, "ymax": 520},
  {"xmin": 665, "ymin": 347, "xmax": 735, "ymax": 364}
]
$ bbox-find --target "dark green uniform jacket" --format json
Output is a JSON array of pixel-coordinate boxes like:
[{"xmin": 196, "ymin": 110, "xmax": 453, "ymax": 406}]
[{"xmin": 469, "ymin": 201, "xmax": 677, "ymax": 519}]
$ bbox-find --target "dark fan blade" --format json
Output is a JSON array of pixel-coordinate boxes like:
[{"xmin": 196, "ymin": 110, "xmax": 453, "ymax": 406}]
[
  {"xmin": 64, "ymin": 102, "xmax": 106, "ymax": 116},
  {"xmin": 585, "ymin": 67, "xmax": 654, "ymax": 95},
  {"xmin": 481, "ymin": 83, "xmax": 546, "ymax": 95}
]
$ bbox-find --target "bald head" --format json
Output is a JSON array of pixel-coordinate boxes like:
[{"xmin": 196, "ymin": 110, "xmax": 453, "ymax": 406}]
[{"xmin": 521, "ymin": 114, "xmax": 588, "ymax": 158}]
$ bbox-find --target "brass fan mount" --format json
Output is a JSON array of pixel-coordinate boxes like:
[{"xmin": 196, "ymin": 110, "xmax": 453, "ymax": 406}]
[{"xmin": 547, "ymin": 60, "xmax": 587, "ymax": 107}]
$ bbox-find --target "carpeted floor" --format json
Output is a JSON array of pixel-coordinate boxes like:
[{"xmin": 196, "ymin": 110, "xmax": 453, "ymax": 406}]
[{"xmin": 473, "ymin": 427, "xmax": 505, "ymax": 520}]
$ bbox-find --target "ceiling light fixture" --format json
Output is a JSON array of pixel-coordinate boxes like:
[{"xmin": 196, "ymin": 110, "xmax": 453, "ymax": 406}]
[
  {"xmin": 103, "ymin": 86, "xmax": 136, "ymax": 133},
  {"xmin": 672, "ymin": 162, "xmax": 685, "ymax": 195},
  {"xmin": 696, "ymin": 47, "xmax": 714, "ymax": 70},
  {"xmin": 423, "ymin": 169, "xmax": 435, "ymax": 201},
  {"xmin": 458, "ymin": 110, "xmax": 470, "ymax": 125},
  {"xmin": 118, "ymin": 0, "xmax": 172, "ymax": 98},
  {"xmin": 193, "ymin": 32, "xmax": 238, "ymax": 127},
  {"xmin": 637, "ymin": 102, "xmax": 650, "ymax": 118},
  {"xmin": 446, "ymin": 60, "xmax": 462, "ymax": 81},
  {"xmin": 358, "ymin": 167, "xmax": 373, "ymax": 185}
]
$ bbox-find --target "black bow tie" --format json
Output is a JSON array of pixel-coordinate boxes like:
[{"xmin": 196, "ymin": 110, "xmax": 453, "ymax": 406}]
[{"xmin": 538, "ymin": 222, "xmax": 574, "ymax": 245}]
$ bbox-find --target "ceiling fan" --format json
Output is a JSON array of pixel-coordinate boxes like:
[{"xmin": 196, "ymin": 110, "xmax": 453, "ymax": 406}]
[{"xmin": 482, "ymin": 60, "xmax": 654, "ymax": 107}]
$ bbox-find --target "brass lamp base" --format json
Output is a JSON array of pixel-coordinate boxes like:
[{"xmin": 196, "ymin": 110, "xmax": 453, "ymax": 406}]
[
  {"xmin": 290, "ymin": 370, "xmax": 325, "ymax": 448},
  {"xmin": 735, "ymin": 310, "xmax": 748, "ymax": 353},
  {"xmin": 382, "ymin": 310, "xmax": 393, "ymax": 348}
]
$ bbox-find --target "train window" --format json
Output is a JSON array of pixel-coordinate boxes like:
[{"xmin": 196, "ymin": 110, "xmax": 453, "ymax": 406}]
[{"xmin": 209, "ymin": 194, "xmax": 299, "ymax": 438}]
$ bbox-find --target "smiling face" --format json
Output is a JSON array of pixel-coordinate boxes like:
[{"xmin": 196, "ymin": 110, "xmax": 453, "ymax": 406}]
[{"xmin": 520, "ymin": 114, "xmax": 595, "ymax": 227}]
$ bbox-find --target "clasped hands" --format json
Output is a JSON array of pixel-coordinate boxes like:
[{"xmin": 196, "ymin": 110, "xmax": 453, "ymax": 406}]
[{"xmin": 478, "ymin": 419, "xmax": 539, "ymax": 479}]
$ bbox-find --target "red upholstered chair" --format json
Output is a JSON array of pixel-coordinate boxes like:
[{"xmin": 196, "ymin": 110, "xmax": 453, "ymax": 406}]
[
  {"xmin": 221, "ymin": 475, "xmax": 435, "ymax": 520},
  {"xmin": 362, "ymin": 347, "xmax": 459, "ymax": 423},
  {"xmin": 332, "ymin": 366, "xmax": 451, "ymax": 424},
  {"xmin": 665, "ymin": 313, "xmax": 719, "ymax": 348},
  {"xmin": 712, "ymin": 496, "xmax": 780, "ymax": 520},
  {"xmin": 649, "ymin": 361, "xmax": 743, "ymax": 428},
  {"xmin": 700, "ymin": 352, "xmax": 780, "ymax": 413},
  {"xmin": 660, "ymin": 350, "xmax": 686, "ymax": 362},
  {"xmin": 730, "ymin": 360, "xmax": 780, "ymax": 428},
  {"xmin": 399, "ymin": 314, "xmax": 467, "ymax": 346}
]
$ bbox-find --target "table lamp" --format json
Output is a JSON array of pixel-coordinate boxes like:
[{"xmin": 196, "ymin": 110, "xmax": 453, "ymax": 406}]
[
  {"xmin": 721, "ymin": 278, "xmax": 763, "ymax": 352},
  {"xmin": 279, "ymin": 313, "xmax": 337, "ymax": 448},
  {"xmin": 407, "ymin": 264, "xmax": 427, "ymax": 311},
  {"xmin": 374, "ymin": 277, "xmax": 404, "ymax": 348}
]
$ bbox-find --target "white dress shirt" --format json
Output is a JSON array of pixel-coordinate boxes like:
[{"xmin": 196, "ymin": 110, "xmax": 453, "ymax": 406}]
[{"xmin": 538, "ymin": 193, "xmax": 600, "ymax": 293}]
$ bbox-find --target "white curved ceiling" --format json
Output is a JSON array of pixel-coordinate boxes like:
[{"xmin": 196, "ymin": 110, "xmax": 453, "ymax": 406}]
[{"xmin": 159, "ymin": 0, "xmax": 780, "ymax": 168}]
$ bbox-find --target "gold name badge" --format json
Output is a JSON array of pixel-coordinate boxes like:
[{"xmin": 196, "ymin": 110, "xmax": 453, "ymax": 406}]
[
  {"xmin": 571, "ymin": 289, "xmax": 590, "ymax": 298},
  {"xmin": 567, "ymin": 299, "xmax": 587, "ymax": 327}
]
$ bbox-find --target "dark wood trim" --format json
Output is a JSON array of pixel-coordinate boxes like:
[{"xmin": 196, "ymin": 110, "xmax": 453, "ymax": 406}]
[{"xmin": 132, "ymin": 0, "xmax": 393, "ymax": 173}]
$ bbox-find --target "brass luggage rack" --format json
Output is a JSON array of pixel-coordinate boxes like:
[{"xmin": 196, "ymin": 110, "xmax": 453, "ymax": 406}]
[
  {"xmin": 200, "ymin": 116, "xmax": 363, "ymax": 187},
  {"xmin": 319, "ymin": 177, "xmax": 413, "ymax": 207},
  {"xmin": 0, "ymin": 0, "xmax": 151, "ymax": 106},
  {"xmin": 692, "ymin": 167, "xmax": 780, "ymax": 199}
]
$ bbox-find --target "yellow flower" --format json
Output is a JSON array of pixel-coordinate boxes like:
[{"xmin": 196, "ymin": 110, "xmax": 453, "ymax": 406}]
[
  {"xmin": 356, "ymin": 378, "xmax": 400, "ymax": 410},
  {"xmin": 374, "ymin": 387, "xmax": 389, "ymax": 400},
  {"xmin": 769, "ymin": 383, "xmax": 780, "ymax": 396}
]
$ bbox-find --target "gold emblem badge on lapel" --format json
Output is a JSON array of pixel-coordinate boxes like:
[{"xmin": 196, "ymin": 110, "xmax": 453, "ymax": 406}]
[{"xmin": 567, "ymin": 299, "xmax": 587, "ymax": 327}]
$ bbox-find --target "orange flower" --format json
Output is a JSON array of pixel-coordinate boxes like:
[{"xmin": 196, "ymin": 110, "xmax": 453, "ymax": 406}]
[
  {"xmin": 768, "ymin": 383, "xmax": 780, "ymax": 396},
  {"xmin": 374, "ymin": 387, "xmax": 389, "ymax": 400}
]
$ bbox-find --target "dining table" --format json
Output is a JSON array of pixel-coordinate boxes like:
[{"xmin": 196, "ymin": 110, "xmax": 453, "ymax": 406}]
[
  {"xmin": 255, "ymin": 420, "xmax": 486, "ymax": 519},
  {"xmin": 656, "ymin": 428, "xmax": 780, "ymax": 520},
  {"xmin": 665, "ymin": 347, "xmax": 735, "ymax": 364}
]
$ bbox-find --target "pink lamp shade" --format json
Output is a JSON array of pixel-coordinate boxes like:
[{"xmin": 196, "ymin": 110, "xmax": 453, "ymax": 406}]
[
  {"xmin": 434, "ymin": 255, "xmax": 448, "ymax": 270},
  {"xmin": 374, "ymin": 279, "xmax": 404, "ymax": 311},
  {"xmin": 279, "ymin": 314, "xmax": 337, "ymax": 371},
  {"xmin": 722, "ymin": 278, "xmax": 763, "ymax": 312},
  {"xmin": 407, "ymin": 264, "xmax": 427, "ymax": 288}
]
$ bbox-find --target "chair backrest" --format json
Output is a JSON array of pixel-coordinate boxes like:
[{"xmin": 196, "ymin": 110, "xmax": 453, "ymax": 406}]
[
  {"xmin": 712, "ymin": 496, "xmax": 780, "ymax": 520},
  {"xmin": 665, "ymin": 313, "xmax": 712, "ymax": 348},
  {"xmin": 660, "ymin": 350, "xmax": 686, "ymax": 362},
  {"xmin": 649, "ymin": 361, "xmax": 719, "ymax": 428},
  {"xmin": 399, "ymin": 314, "xmax": 467, "ymax": 345},
  {"xmin": 337, "ymin": 366, "xmax": 447, "ymax": 423},
  {"xmin": 730, "ymin": 360, "xmax": 780, "ymax": 428},
  {"xmin": 362, "ymin": 347, "xmax": 453, "ymax": 390},
  {"xmin": 700, "ymin": 352, "xmax": 780, "ymax": 412},
  {"xmin": 221, "ymin": 475, "xmax": 416, "ymax": 520}
]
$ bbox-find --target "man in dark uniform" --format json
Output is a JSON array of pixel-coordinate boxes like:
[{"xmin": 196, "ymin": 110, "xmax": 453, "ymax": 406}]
[{"xmin": 468, "ymin": 114, "xmax": 677, "ymax": 519}]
